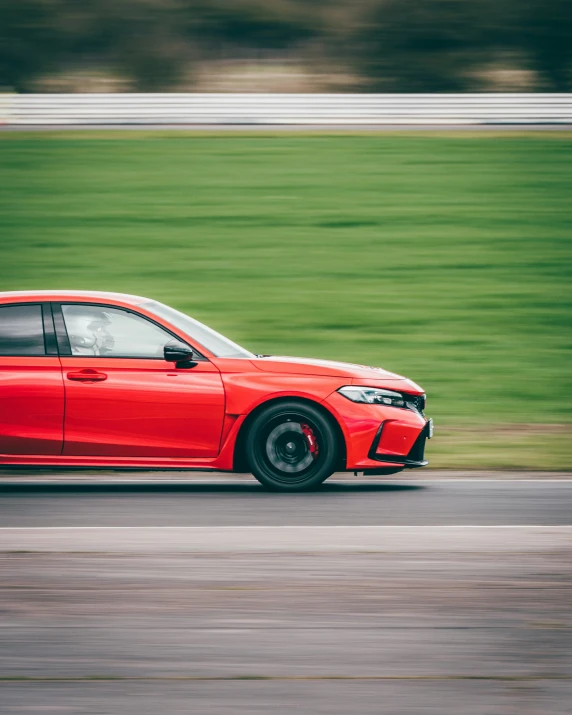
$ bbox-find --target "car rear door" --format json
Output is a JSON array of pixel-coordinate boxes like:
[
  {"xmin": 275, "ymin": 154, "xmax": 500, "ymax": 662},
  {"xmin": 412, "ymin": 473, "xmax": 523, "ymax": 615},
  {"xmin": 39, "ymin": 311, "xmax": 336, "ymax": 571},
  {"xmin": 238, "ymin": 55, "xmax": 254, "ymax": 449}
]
[
  {"xmin": 0, "ymin": 302, "xmax": 65, "ymax": 456},
  {"xmin": 56, "ymin": 302, "xmax": 225, "ymax": 458}
]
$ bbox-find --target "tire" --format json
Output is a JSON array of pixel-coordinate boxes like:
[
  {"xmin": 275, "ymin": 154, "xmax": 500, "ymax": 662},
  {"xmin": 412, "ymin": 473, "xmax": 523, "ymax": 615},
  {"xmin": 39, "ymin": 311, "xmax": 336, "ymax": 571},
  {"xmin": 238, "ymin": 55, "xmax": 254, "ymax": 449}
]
[{"xmin": 245, "ymin": 400, "xmax": 340, "ymax": 492}]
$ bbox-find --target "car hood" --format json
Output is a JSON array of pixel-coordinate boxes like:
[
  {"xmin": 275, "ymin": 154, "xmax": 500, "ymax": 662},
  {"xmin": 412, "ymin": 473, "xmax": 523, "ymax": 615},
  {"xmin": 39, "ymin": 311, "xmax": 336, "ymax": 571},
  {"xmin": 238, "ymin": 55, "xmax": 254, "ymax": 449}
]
[{"xmin": 250, "ymin": 355, "xmax": 424, "ymax": 393}]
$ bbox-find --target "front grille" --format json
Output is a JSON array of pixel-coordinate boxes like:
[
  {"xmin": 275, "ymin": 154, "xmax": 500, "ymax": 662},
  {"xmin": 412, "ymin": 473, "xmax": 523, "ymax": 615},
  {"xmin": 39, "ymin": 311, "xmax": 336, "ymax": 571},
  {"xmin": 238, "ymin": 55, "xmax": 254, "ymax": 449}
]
[{"xmin": 403, "ymin": 393, "xmax": 426, "ymax": 415}]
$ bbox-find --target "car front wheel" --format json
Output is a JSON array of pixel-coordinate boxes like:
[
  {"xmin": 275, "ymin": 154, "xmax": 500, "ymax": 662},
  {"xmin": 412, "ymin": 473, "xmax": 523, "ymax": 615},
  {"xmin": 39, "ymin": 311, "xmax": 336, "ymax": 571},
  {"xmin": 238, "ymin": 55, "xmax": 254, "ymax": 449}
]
[{"xmin": 245, "ymin": 401, "xmax": 340, "ymax": 491}]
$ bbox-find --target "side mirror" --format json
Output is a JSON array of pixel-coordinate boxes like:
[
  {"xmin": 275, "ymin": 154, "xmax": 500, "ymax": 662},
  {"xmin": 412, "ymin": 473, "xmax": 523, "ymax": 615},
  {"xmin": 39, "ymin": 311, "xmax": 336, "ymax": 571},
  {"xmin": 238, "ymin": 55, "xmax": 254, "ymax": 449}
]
[{"xmin": 164, "ymin": 341, "xmax": 197, "ymax": 368}]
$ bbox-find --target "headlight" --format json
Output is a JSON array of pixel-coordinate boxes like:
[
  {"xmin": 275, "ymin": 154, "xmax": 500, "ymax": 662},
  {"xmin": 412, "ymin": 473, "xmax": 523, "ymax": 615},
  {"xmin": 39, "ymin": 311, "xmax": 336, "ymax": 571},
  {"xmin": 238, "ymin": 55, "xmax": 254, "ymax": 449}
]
[{"xmin": 337, "ymin": 386, "xmax": 406, "ymax": 407}]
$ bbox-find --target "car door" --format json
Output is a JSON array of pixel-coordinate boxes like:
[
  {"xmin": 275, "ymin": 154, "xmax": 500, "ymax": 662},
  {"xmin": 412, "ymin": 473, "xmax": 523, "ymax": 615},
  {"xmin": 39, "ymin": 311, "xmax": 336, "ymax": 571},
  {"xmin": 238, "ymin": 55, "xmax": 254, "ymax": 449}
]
[
  {"xmin": 56, "ymin": 303, "xmax": 225, "ymax": 458},
  {"xmin": 0, "ymin": 302, "xmax": 65, "ymax": 456}
]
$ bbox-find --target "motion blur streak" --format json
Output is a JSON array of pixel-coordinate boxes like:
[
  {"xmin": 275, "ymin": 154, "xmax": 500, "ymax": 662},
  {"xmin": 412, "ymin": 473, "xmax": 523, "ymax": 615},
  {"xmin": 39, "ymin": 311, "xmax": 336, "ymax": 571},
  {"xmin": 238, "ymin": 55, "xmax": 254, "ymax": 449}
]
[{"xmin": 3, "ymin": 93, "xmax": 572, "ymax": 127}]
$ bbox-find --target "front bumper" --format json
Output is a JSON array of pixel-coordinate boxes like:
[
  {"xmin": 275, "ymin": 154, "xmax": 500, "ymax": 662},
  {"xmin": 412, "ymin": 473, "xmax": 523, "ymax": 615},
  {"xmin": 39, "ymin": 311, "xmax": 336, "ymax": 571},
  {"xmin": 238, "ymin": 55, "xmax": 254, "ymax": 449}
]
[
  {"xmin": 323, "ymin": 390, "xmax": 431, "ymax": 471},
  {"xmin": 368, "ymin": 418, "xmax": 432, "ymax": 468}
]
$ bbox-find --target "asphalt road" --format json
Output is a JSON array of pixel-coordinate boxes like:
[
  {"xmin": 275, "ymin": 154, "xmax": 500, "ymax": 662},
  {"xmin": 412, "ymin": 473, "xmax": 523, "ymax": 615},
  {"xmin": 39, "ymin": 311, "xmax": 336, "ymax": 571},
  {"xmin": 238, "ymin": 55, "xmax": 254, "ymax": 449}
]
[
  {"xmin": 0, "ymin": 475, "xmax": 571, "ymax": 527},
  {"xmin": 1, "ymin": 474, "xmax": 571, "ymax": 714}
]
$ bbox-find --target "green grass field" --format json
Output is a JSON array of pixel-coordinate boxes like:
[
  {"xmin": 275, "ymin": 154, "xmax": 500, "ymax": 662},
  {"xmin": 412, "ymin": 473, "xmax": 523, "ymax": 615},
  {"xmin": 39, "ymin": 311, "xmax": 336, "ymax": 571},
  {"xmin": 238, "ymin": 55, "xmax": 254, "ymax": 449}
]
[{"xmin": 1, "ymin": 131, "xmax": 571, "ymax": 468}]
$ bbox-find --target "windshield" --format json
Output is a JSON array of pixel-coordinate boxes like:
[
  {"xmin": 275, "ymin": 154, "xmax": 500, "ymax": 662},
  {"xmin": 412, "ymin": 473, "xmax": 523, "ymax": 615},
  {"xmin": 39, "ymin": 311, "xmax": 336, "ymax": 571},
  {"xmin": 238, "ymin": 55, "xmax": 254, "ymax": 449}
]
[{"xmin": 140, "ymin": 301, "xmax": 255, "ymax": 359}]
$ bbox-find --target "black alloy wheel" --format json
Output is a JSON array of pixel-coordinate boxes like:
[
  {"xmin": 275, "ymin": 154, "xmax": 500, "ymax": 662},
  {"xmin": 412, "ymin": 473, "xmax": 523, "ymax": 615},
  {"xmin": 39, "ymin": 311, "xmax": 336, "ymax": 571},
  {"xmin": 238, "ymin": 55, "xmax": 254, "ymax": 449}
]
[{"xmin": 245, "ymin": 400, "xmax": 340, "ymax": 491}]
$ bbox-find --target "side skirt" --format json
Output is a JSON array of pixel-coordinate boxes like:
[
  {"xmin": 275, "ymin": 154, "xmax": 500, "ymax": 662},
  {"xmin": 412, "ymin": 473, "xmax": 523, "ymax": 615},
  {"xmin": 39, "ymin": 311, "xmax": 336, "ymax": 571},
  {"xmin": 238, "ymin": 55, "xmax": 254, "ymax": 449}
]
[{"xmin": 0, "ymin": 454, "xmax": 228, "ymax": 471}]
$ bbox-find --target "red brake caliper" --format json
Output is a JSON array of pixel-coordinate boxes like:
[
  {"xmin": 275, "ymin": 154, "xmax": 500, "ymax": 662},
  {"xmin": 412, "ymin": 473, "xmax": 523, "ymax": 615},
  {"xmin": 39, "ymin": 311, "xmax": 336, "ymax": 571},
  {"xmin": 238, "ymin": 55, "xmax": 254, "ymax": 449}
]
[{"xmin": 300, "ymin": 423, "xmax": 319, "ymax": 459}]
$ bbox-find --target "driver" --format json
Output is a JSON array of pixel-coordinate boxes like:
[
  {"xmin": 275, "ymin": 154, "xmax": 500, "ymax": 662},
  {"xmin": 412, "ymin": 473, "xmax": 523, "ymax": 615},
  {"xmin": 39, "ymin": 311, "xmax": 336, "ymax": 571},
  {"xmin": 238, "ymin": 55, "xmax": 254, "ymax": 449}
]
[{"xmin": 67, "ymin": 309, "xmax": 115, "ymax": 356}]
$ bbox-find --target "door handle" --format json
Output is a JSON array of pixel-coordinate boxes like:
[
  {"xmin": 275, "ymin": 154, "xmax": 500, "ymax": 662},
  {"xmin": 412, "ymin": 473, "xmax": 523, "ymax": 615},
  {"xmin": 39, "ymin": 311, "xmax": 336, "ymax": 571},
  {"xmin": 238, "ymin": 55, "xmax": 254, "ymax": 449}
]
[{"xmin": 66, "ymin": 369, "xmax": 108, "ymax": 382}]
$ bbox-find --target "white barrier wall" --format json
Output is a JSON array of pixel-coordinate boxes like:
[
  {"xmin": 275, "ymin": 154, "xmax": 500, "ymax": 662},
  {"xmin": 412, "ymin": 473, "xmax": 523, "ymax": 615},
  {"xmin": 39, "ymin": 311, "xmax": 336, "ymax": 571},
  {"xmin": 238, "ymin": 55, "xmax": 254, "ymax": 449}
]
[{"xmin": 2, "ymin": 93, "xmax": 572, "ymax": 126}]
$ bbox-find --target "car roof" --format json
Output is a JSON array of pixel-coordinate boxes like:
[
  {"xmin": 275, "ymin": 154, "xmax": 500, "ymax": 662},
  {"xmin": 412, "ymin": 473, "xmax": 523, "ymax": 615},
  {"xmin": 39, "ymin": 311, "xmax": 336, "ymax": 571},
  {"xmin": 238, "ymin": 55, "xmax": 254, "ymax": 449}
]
[{"xmin": 0, "ymin": 290, "xmax": 149, "ymax": 306}]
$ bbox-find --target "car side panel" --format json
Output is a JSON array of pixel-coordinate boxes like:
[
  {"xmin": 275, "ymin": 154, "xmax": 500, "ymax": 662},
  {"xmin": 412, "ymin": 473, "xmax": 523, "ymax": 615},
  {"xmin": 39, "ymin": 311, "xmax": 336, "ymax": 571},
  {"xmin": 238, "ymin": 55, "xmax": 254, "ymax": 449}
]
[
  {"xmin": 0, "ymin": 357, "xmax": 65, "ymax": 455},
  {"xmin": 60, "ymin": 357, "xmax": 225, "ymax": 458}
]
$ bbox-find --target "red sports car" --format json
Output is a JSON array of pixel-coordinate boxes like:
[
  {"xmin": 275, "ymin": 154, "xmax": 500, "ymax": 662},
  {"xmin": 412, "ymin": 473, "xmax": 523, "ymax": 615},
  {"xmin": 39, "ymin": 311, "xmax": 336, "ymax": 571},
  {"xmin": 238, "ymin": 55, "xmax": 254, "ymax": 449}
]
[{"xmin": 0, "ymin": 291, "xmax": 432, "ymax": 491}]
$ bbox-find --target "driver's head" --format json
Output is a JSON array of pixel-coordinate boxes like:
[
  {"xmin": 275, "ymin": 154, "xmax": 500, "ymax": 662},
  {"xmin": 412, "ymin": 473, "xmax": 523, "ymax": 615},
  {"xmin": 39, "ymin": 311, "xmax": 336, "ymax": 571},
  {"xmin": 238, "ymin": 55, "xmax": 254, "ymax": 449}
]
[{"xmin": 85, "ymin": 310, "xmax": 112, "ymax": 332}]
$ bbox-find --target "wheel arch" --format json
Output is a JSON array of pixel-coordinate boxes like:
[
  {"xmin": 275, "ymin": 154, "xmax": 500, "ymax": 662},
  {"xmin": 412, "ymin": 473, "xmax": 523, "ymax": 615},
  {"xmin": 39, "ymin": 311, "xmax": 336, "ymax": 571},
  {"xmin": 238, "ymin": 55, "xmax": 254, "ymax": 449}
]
[{"xmin": 232, "ymin": 395, "xmax": 347, "ymax": 473}]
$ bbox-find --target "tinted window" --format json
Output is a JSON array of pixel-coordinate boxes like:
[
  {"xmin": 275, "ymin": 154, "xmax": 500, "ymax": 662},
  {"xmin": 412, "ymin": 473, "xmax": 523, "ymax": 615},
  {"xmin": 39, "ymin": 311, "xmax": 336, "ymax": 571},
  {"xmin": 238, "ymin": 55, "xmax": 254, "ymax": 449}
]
[
  {"xmin": 61, "ymin": 304, "xmax": 178, "ymax": 359},
  {"xmin": 0, "ymin": 304, "xmax": 46, "ymax": 356}
]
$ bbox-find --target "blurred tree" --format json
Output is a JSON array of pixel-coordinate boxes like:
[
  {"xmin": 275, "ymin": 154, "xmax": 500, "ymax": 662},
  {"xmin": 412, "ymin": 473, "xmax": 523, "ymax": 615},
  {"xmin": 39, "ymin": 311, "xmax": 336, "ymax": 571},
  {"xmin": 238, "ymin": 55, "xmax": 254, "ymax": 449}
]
[
  {"xmin": 352, "ymin": 0, "xmax": 496, "ymax": 92},
  {"xmin": 106, "ymin": 0, "xmax": 191, "ymax": 90},
  {"xmin": 0, "ymin": 0, "xmax": 570, "ymax": 92},
  {"xmin": 0, "ymin": 0, "xmax": 66, "ymax": 91},
  {"xmin": 56, "ymin": 0, "xmax": 194, "ymax": 90},
  {"xmin": 518, "ymin": 0, "xmax": 572, "ymax": 90},
  {"xmin": 192, "ymin": 0, "xmax": 319, "ymax": 52}
]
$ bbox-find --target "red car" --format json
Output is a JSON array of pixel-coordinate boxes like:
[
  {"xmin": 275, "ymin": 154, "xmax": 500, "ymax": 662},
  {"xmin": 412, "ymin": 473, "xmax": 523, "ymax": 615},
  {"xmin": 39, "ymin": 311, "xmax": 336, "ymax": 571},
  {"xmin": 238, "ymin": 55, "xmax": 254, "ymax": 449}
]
[{"xmin": 0, "ymin": 291, "xmax": 432, "ymax": 491}]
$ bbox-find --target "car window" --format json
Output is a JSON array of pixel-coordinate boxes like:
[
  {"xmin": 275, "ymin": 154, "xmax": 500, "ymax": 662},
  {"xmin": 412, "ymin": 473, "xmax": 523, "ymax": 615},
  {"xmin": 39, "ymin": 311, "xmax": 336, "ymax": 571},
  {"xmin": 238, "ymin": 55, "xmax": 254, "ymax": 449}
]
[
  {"xmin": 140, "ymin": 300, "xmax": 255, "ymax": 358},
  {"xmin": 0, "ymin": 304, "xmax": 46, "ymax": 356},
  {"xmin": 61, "ymin": 304, "xmax": 179, "ymax": 359}
]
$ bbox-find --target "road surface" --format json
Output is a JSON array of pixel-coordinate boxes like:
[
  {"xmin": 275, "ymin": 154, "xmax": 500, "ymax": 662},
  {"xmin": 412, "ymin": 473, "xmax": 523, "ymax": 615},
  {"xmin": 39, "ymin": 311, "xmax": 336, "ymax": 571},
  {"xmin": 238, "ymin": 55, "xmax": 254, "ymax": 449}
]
[
  {"xmin": 1, "ymin": 473, "xmax": 571, "ymax": 714},
  {"xmin": 1, "ymin": 474, "xmax": 571, "ymax": 526}
]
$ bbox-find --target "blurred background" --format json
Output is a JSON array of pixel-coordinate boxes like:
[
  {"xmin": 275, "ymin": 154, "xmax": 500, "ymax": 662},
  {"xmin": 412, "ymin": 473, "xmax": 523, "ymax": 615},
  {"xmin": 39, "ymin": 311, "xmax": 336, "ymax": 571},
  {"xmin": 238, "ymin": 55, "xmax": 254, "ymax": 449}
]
[
  {"xmin": 1, "ymin": 0, "xmax": 571, "ymax": 470},
  {"xmin": 1, "ymin": 0, "xmax": 572, "ymax": 92}
]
